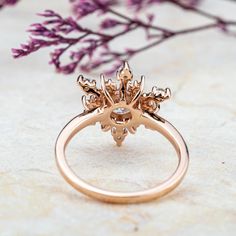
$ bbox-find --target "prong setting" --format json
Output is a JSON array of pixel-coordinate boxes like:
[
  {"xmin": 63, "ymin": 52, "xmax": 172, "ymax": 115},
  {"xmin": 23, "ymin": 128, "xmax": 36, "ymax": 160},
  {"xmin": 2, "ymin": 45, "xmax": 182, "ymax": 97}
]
[{"xmin": 77, "ymin": 62, "xmax": 171, "ymax": 145}]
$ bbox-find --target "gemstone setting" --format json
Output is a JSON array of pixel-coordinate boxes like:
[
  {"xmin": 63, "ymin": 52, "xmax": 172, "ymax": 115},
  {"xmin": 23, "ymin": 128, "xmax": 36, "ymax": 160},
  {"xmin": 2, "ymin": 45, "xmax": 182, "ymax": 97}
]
[{"xmin": 112, "ymin": 107, "xmax": 130, "ymax": 115}]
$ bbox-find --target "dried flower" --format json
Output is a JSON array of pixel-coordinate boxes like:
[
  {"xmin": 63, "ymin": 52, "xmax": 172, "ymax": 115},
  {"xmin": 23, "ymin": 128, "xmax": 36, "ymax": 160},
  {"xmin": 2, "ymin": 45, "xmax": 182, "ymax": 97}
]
[
  {"xmin": 0, "ymin": 0, "xmax": 19, "ymax": 9},
  {"xmin": 100, "ymin": 18, "xmax": 123, "ymax": 29},
  {"xmin": 12, "ymin": 0, "xmax": 236, "ymax": 75},
  {"xmin": 70, "ymin": 0, "xmax": 118, "ymax": 18}
]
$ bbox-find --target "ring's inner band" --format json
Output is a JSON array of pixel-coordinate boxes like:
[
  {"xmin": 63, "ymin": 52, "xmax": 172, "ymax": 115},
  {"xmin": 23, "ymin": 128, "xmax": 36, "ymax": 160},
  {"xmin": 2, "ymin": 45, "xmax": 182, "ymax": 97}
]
[
  {"xmin": 67, "ymin": 125, "xmax": 177, "ymax": 191},
  {"xmin": 55, "ymin": 110, "xmax": 189, "ymax": 203}
]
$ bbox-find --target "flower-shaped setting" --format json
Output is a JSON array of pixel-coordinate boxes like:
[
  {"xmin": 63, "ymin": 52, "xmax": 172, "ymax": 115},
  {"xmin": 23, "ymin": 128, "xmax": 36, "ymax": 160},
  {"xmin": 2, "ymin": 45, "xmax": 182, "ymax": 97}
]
[{"xmin": 77, "ymin": 62, "xmax": 171, "ymax": 146}]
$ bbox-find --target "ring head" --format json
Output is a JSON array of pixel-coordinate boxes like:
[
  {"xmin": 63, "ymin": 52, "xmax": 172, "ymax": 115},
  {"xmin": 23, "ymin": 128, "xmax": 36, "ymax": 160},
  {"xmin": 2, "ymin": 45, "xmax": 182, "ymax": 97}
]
[
  {"xmin": 111, "ymin": 107, "xmax": 132, "ymax": 125},
  {"xmin": 77, "ymin": 61, "xmax": 171, "ymax": 146}
]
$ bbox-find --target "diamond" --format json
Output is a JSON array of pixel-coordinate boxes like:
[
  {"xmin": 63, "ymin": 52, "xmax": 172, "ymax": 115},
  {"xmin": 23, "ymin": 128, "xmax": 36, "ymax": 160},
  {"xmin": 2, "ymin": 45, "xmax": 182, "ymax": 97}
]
[{"xmin": 113, "ymin": 107, "xmax": 130, "ymax": 115}]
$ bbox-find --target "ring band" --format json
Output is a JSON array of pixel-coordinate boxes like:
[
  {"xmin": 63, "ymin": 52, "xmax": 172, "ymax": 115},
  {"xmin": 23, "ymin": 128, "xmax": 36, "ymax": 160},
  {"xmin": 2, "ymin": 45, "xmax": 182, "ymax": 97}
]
[
  {"xmin": 55, "ymin": 62, "xmax": 189, "ymax": 203},
  {"xmin": 55, "ymin": 110, "xmax": 189, "ymax": 203}
]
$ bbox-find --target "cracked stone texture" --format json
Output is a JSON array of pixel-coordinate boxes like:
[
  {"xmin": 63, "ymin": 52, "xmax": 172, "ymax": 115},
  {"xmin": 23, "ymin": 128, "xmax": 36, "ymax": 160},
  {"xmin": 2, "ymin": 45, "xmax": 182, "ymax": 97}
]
[{"xmin": 0, "ymin": 0, "xmax": 236, "ymax": 235}]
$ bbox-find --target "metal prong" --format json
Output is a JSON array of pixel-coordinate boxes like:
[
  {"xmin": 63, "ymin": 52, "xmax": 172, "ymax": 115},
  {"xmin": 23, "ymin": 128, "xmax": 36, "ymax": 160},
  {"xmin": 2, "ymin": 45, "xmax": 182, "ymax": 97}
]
[
  {"xmin": 101, "ymin": 124, "xmax": 110, "ymax": 132},
  {"xmin": 124, "ymin": 61, "xmax": 130, "ymax": 70},
  {"xmin": 100, "ymin": 74, "xmax": 115, "ymax": 105},
  {"xmin": 77, "ymin": 75, "xmax": 84, "ymax": 85},
  {"xmin": 129, "ymin": 75, "xmax": 145, "ymax": 106},
  {"xmin": 128, "ymin": 126, "xmax": 136, "ymax": 134},
  {"xmin": 165, "ymin": 88, "xmax": 171, "ymax": 99},
  {"xmin": 81, "ymin": 95, "xmax": 89, "ymax": 110}
]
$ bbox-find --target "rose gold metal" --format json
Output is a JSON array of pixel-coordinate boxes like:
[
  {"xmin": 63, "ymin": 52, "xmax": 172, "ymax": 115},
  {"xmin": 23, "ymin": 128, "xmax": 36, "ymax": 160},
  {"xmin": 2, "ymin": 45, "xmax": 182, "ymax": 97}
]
[{"xmin": 55, "ymin": 62, "xmax": 189, "ymax": 203}]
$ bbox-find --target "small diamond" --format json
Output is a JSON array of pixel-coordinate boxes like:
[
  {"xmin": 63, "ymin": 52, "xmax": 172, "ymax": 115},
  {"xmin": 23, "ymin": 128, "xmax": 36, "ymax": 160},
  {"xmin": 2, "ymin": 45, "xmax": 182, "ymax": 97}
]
[{"xmin": 113, "ymin": 107, "xmax": 130, "ymax": 115}]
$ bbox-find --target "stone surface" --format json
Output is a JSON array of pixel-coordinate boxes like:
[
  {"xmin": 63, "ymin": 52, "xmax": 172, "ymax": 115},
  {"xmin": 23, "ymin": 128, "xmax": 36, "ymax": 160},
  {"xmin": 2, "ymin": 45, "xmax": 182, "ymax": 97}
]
[{"xmin": 0, "ymin": 0, "xmax": 236, "ymax": 235}]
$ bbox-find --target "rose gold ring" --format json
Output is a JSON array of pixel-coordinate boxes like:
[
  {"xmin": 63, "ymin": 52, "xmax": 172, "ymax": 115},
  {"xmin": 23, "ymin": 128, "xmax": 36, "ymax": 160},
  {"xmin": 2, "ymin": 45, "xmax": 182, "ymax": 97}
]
[{"xmin": 55, "ymin": 62, "xmax": 189, "ymax": 203}]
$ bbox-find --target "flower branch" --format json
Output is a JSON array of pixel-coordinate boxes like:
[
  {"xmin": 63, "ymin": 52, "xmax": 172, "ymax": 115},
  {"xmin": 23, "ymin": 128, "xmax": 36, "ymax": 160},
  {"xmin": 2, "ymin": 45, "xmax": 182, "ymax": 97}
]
[
  {"xmin": 12, "ymin": 0, "xmax": 236, "ymax": 75},
  {"xmin": 0, "ymin": 0, "xmax": 19, "ymax": 9}
]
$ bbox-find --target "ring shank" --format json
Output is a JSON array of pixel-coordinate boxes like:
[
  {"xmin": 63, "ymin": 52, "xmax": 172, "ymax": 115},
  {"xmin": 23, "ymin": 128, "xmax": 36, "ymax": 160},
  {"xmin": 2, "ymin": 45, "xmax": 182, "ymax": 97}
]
[{"xmin": 55, "ymin": 109, "xmax": 189, "ymax": 203}]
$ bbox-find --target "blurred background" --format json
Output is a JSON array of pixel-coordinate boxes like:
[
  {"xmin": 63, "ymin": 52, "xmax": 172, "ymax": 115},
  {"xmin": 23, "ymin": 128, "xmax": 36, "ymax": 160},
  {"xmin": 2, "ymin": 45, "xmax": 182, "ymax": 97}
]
[{"xmin": 0, "ymin": 0, "xmax": 236, "ymax": 235}]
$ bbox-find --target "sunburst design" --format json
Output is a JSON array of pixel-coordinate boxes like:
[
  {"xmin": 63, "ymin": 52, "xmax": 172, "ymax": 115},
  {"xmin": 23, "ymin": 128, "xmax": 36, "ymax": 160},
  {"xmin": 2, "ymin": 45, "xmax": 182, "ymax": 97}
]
[{"xmin": 77, "ymin": 62, "xmax": 171, "ymax": 146}]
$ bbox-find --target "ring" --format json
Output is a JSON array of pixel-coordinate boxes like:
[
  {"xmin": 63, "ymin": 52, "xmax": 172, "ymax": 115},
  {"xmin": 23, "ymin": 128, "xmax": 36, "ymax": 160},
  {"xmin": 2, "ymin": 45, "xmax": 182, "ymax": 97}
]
[{"xmin": 55, "ymin": 62, "xmax": 189, "ymax": 203}]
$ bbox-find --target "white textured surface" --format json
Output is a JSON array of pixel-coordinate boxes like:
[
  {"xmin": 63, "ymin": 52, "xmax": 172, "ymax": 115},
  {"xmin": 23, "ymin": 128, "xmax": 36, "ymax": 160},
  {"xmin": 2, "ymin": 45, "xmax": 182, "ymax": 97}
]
[{"xmin": 0, "ymin": 0, "xmax": 236, "ymax": 235}]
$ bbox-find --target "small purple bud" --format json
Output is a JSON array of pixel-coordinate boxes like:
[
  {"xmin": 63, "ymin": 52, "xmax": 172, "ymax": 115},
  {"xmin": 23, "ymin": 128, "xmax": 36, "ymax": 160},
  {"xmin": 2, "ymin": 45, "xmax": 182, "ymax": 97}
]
[{"xmin": 100, "ymin": 18, "xmax": 121, "ymax": 29}]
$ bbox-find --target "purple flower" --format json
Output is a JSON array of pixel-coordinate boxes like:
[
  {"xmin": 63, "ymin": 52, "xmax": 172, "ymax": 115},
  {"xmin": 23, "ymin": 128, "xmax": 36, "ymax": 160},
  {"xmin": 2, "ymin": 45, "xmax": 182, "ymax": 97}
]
[
  {"xmin": 70, "ymin": 0, "xmax": 118, "ymax": 18},
  {"xmin": 0, "ymin": 0, "xmax": 19, "ymax": 9},
  {"xmin": 12, "ymin": 38, "xmax": 59, "ymax": 58},
  {"xmin": 126, "ymin": 0, "xmax": 144, "ymax": 11},
  {"xmin": 179, "ymin": 0, "xmax": 201, "ymax": 7},
  {"xmin": 57, "ymin": 62, "xmax": 78, "ymax": 74},
  {"xmin": 12, "ymin": 0, "xmax": 236, "ymax": 75},
  {"xmin": 100, "ymin": 18, "xmax": 122, "ymax": 29}
]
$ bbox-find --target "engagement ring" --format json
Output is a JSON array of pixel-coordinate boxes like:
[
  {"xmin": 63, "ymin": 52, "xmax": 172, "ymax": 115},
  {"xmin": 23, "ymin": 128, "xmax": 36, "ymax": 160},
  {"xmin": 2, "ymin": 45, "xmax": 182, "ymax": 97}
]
[{"xmin": 55, "ymin": 62, "xmax": 189, "ymax": 203}]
